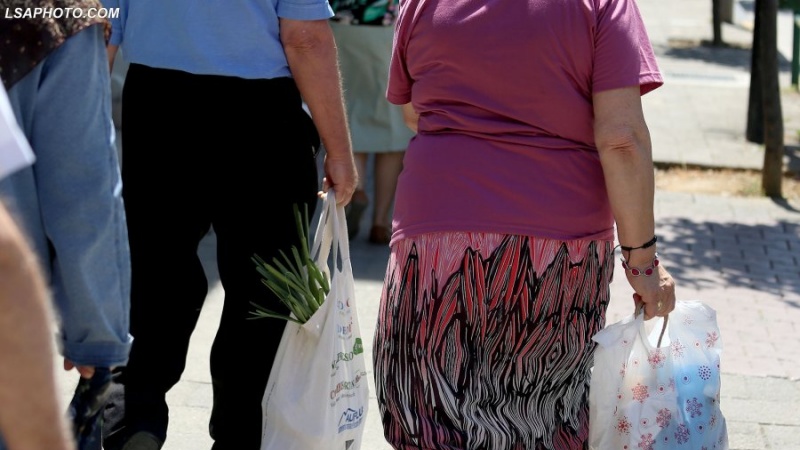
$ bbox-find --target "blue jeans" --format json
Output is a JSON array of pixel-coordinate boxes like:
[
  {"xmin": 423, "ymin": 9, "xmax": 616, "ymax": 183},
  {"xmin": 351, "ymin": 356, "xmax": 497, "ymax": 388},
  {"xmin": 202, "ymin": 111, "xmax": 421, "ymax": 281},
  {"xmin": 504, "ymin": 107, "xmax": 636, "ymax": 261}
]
[
  {"xmin": 0, "ymin": 24, "xmax": 132, "ymax": 368},
  {"xmin": 0, "ymin": 23, "xmax": 131, "ymax": 450}
]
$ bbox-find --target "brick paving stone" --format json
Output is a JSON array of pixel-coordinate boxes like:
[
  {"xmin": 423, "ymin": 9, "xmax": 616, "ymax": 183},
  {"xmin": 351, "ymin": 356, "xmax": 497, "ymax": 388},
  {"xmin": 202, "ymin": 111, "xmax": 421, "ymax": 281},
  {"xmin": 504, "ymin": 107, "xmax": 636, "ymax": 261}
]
[
  {"xmin": 762, "ymin": 425, "xmax": 800, "ymax": 450},
  {"xmin": 726, "ymin": 421, "xmax": 766, "ymax": 450},
  {"xmin": 765, "ymin": 247, "xmax": 799, "ymax": 262}
]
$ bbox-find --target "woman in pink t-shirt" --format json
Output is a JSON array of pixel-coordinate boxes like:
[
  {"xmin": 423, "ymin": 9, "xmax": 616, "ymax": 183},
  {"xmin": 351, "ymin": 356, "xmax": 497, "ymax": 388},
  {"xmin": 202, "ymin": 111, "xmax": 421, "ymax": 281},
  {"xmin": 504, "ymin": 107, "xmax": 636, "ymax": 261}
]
[{"xmin": 372, "ymin": 0, "xmax": 678, "ymax": 448}]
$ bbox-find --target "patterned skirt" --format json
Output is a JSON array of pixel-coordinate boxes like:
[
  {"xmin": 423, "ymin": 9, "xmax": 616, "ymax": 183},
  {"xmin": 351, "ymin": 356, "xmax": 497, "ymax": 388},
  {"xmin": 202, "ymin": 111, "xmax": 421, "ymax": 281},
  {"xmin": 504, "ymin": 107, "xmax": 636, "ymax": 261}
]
[{"xmin": 373, "ymin": 232, "xmax": 614, "ymax": 450}]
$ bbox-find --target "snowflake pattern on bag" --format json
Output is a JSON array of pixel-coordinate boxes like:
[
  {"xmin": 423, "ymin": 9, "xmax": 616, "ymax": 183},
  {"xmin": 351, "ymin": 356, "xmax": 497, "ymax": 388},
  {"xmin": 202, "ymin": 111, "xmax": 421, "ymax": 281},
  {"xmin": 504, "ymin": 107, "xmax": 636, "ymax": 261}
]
[
  {"xmin": 589, "ymin": 301, "xmax": 729, "ymax": 449},
  {"xmin": 632, "ymin": 384, "xmax": 650, "ymax": 403},
  {"xmin": 706, "ymin": 332, "xmax": 719, "ymax": 348},
  {"xmin": 648, "ymin": 349, "xmax": 666, "ymax": 368},
  {"xmin": 656, "ymin": 408, "xmax": 672, "ymax": 428},
  {"xmin": 671, "ymin": 339, "xmax": 686, "ymax": 358},
  {"xmin": 639, "ymin": 433, "xmax": 655, "ymax": 450}
]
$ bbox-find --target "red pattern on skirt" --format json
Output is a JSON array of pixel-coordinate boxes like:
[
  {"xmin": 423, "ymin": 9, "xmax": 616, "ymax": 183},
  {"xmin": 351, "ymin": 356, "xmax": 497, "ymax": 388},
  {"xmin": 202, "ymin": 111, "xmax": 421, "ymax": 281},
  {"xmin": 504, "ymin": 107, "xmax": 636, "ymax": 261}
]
[{"xmin": 373, "ymin": 232, "xmax": 614, "ymax": 449}]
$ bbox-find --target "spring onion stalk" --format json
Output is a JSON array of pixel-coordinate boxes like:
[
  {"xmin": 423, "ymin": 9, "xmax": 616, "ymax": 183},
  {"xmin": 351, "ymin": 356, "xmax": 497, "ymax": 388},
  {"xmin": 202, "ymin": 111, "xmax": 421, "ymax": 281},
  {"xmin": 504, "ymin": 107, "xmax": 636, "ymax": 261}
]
[{"xmin": 250, "ymin": 203, "xmax": 330, "ymax": 324}]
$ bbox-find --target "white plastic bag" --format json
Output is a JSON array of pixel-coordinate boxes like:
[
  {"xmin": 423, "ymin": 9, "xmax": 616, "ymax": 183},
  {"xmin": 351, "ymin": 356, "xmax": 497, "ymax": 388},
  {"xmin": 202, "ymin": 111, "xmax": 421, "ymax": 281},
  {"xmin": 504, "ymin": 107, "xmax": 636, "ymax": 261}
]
[
  {"xmin": 589, "ymin": 301, "xmax": 728, "ymax": 449},
  {"xmin": 260, "ymin": 191, "xmax": 369, "ymax": 450}
]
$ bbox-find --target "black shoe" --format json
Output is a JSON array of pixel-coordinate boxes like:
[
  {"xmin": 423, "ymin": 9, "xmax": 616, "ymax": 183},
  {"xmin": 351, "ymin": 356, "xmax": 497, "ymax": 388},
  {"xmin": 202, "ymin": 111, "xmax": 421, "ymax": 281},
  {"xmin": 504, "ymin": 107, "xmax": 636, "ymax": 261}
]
[
  {"xmin": 120, "ymin": 431, "xmax": 163, "ymax": 450},
  {"xmin": 68, "ymin": 368, "xmax": 113, "ymax": 450}
]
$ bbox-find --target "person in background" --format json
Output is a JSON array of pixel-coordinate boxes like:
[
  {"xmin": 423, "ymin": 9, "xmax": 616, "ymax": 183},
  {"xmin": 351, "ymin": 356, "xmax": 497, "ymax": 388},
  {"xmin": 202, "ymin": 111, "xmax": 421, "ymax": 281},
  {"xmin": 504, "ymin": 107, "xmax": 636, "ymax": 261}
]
[
  {"xmin": 0, "ymin": 1, "xmax": 132, "ymax": 448},
  {"xmin": 97, "ymin": 1, "xmax": 358, "ymax": 449},
  {"xmin": 0, "ymin": 78, "xmax": 76, "ymax": 450},
  {"xmin": 372, "ymin": 0, "xmax": 677, "ymax": 448},
  {"xmin": 330, "ymin": 0, "xmax": 412, "ymax": 245}
]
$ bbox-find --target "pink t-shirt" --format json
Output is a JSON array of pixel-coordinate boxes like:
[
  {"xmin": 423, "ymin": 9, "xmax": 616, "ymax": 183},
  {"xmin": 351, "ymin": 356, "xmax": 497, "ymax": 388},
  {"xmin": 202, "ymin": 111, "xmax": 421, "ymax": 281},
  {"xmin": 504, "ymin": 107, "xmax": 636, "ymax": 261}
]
[{"xmin": 387, "ymin": 0, "xmax": 663, "ymax": 244}]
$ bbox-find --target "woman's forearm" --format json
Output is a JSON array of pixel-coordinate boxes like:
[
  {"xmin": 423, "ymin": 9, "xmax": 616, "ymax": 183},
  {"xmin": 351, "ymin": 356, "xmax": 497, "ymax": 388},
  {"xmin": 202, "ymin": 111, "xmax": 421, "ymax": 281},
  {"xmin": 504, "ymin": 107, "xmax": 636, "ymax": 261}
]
[{"xmin": 594, "ymin": 86, "xmax": 656, "ymax": 264}]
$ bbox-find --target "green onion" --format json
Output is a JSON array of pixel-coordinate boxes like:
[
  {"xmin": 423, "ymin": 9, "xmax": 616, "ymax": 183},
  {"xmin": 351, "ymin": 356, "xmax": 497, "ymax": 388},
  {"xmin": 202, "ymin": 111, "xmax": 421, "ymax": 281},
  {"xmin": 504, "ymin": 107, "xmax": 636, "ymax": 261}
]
[{"xmin": 250, "ymin": 203, "xmax": 330, "ymax": 324}]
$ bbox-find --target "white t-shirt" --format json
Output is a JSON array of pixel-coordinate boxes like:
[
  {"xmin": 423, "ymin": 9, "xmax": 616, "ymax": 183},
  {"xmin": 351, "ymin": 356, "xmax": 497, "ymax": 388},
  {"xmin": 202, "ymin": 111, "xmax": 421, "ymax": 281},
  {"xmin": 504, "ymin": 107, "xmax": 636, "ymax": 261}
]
[{"xmin": 0, "ymin": 84, "xmax": 34, "ymax": 180}]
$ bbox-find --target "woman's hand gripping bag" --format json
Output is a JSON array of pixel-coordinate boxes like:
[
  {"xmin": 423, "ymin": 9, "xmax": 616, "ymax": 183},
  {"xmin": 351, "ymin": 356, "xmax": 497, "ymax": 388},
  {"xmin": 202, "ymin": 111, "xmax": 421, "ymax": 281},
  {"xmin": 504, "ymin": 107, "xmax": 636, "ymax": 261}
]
[{"xmin": 589, "ymin": 301, "xmax": 728, "ymax": 449}]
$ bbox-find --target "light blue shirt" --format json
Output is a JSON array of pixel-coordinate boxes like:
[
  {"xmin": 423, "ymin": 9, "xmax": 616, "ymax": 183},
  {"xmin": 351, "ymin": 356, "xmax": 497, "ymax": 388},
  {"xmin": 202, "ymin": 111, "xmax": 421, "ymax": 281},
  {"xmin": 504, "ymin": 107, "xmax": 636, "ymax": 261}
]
[{"xmin": 101, "ymin": 0, "xmax": 335, "ymax": 79}]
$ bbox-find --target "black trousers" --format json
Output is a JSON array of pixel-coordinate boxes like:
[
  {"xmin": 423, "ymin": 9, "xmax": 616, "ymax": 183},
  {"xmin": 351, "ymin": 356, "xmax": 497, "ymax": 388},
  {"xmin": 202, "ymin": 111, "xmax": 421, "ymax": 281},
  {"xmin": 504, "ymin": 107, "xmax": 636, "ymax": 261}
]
[{"xmin": 103, "ymin": 64, "xmax": 321, "ymax": 450}]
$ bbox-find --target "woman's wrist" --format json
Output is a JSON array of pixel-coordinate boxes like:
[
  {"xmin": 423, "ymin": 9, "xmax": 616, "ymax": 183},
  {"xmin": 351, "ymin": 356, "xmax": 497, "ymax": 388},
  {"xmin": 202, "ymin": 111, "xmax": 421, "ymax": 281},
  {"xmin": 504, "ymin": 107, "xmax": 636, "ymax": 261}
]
[
  {"xmin": 616, "ymin": 234, "xmax": 658, "ymax": 262},
  {"xmin": 619, "ymin": 235, "xmax": 657, "ymax": 252},
  {"xmin": 621, "ymin": 251, "xmax": 660, "ymax": 276}
]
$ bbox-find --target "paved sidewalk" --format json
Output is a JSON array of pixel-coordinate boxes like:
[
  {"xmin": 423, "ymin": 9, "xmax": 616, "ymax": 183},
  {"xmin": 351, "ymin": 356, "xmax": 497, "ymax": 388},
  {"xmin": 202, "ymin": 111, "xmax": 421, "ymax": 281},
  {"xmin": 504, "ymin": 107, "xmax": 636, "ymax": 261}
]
[
  {"xmin": 56, "ymin": 0, "xmax": 800, "ymax": 449},
  {"xmin": 60, "ymin": 189, "xmax": 798, "ymax": 450},
  {"xmin": 640, "ymin": 0, "xmax": 800, "ymax": 172}
]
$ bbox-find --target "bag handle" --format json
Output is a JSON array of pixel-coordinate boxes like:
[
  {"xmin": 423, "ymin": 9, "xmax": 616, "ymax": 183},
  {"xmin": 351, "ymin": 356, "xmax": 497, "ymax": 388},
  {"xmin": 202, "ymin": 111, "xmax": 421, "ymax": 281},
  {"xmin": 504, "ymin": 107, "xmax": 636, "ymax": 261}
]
[
  {"xmin": 309, "ymin": 189, "xmax": 351, "ymax": 274},
  {"xmin": 329, "ymin": 190, "xmax": 351, "ymax": 264},
  {"xmin": 634, "ymin": 303, "xmax": 670, "ymax": 348},
  {"xmin": 310, "ymin": 191, "xmax": 335, "ymax": 275}
]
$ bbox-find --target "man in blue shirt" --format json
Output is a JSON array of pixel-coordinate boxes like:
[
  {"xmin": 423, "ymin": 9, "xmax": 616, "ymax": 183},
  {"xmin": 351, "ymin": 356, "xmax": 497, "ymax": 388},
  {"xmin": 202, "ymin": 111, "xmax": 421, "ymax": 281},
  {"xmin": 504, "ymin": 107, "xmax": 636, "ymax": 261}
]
[{"xmin": 99, "ymin": 1, "xmax": 358, "ymax": 449}]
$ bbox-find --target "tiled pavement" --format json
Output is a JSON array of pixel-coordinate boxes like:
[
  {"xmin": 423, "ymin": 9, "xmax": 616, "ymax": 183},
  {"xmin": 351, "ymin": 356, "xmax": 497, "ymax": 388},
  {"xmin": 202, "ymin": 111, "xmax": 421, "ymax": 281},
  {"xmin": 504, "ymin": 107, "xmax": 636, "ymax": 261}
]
[{"xmin": 55, "ymin": 0, "xmax": 800, "ymax": 448}]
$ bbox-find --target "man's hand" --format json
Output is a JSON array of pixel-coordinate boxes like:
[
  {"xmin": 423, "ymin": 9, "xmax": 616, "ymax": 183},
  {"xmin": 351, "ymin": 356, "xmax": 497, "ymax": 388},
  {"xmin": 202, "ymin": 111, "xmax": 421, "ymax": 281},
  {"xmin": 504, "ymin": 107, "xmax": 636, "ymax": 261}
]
[
  {"xmin": 321, "ymin": 153, "xmax": 358, "ymax": 207},
  {"xmin": 64, "ymin": 359, "xmax": 96, "ymax": 379}
]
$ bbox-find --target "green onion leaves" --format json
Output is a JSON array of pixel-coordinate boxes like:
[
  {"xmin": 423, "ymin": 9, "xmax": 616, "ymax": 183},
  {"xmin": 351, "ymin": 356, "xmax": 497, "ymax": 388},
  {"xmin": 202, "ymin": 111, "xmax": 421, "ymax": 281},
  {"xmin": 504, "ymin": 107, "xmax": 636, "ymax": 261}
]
[{"xmin": 250, "ymin": 203, "xmax": 330, "ymax": 324}]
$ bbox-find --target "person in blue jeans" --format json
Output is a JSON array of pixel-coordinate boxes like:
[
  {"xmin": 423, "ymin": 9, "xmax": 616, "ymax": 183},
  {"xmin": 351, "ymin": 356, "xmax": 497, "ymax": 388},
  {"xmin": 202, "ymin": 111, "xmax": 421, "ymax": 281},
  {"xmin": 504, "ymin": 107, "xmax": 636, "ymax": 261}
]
[
  {"xmin": 0, "ymin": 82, "xmax": 77, "ymax": 450},
  {"xmin": 0, "ymin": 0, "xmax": 133, "ymax": 448},
  {"xmin": 98, "ymin": 1, "xmax": 358, "ymax": 449}
]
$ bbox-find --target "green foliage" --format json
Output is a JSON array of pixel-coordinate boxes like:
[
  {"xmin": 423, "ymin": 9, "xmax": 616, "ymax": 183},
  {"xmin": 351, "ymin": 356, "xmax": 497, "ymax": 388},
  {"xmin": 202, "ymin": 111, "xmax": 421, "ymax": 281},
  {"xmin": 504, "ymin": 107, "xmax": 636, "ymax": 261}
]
[{"xmin": 250, "ymin": 203, "xmax": 330, "ymax": 324}]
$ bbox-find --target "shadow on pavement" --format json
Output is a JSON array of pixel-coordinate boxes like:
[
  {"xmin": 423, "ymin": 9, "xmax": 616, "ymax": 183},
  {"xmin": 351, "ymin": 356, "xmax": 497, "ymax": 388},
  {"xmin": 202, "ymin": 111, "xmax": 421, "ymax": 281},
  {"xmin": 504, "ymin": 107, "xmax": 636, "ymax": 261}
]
[
  {"xmin": 199, "ymin": 215, "xmax": 800, "ymax": 300},
  {"xmin": 770, "ymin": 196, "xmax": 800, "ymax": 213},
  {"xmin": 786, "ymin": 144, "xmax": 800, "ymax": 174},
  {"xmin": 660, "ymin": 39, "xmax": 793, "ymax": 72},
  {"xmin": 658, "ymin": 217, "xmax": 800, "ymax": 303}
]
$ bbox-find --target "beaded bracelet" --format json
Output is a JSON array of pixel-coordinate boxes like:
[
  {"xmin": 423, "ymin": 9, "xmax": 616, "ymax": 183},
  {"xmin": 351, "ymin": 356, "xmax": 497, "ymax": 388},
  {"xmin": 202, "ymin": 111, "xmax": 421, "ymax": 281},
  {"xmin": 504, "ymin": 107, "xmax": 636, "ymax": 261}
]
[{"xmin": 621, "ymin": 252, "xmax": 660, "ymax": 277}]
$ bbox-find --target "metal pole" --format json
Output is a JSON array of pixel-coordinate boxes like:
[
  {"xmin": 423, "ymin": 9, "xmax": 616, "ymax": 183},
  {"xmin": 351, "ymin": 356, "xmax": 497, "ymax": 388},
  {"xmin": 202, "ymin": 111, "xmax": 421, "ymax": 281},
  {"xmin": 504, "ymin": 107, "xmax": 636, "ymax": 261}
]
[{"xmin": 793, "ymin": 9, "xmax": 800, "ymax": 88}]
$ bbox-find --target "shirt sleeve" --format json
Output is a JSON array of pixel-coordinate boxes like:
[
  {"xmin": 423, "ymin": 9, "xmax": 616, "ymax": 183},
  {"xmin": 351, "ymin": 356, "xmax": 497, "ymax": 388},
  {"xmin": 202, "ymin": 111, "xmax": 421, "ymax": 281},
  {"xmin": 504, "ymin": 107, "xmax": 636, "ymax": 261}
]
[
  {"xmin": 100, "ymin": 0, "xmax": 124, "ymax": 46},
  {"xmin": 386, "ymin": 4, "xmax": 412, "ymax": 105},
  {"xmin": 32, "ymin": 26, "xmax": 132, "ymax": 367},
  {"xmin": 0, "ymin": 85, "xmax": 35, "ymax": 181},
  {"xmin": 277, "ymin": 0, "xmax": 334, "ymax": 21},
  {"xmin": 593, "ymin": 0, "xmax": 663, "ymax": 95}
]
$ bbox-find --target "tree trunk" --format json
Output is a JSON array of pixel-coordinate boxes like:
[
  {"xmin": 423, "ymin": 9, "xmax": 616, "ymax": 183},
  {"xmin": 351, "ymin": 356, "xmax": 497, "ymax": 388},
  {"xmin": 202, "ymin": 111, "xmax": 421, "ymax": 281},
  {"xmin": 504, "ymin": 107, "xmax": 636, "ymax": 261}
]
[
  {"xmin": 747, "ymin": 1, "xmax": 765, "ymax": 143},
  {"xmin": 758, "ymin": 0, "xmax": 785, "ymax": 197},
  {"xmin": 713, "ymin": 0, "xmax": 724, "ymax": 46}
]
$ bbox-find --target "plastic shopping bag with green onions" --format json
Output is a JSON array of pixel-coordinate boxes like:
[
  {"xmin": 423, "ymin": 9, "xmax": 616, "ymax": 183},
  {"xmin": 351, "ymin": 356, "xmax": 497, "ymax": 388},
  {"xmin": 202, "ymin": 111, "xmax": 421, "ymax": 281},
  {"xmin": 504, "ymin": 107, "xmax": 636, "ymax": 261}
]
[{"xmin": 255, "ymin": 190, "xmax": 369, "ymax": 450}]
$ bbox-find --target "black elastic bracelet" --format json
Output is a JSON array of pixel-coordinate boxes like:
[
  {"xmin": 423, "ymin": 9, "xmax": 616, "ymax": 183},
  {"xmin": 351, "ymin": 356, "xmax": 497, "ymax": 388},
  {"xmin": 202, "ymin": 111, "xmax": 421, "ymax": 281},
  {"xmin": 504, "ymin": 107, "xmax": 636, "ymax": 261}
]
[{"xmin": 620, "ymin": 235, "xmax": 657, "ymax": 252}]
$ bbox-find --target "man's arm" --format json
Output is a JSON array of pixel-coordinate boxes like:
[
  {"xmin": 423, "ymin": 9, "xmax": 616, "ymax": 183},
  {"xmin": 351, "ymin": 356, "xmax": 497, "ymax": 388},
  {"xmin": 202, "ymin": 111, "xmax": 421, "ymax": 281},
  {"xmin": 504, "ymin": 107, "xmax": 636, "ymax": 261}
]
[
  {"xmin": 99, "ymin": 0, "xmax": 121, "ymax": 71},
  {"xmin": 280, "ymin": 18, "xmax": 357, "ymax": 206},
  {"xmin": 106, "ymin": 44, "xmax": 118, "ymax": 72},
  {"xmin": 0, "ymin": 201, "xmax": 75, "ymax": 450}
]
